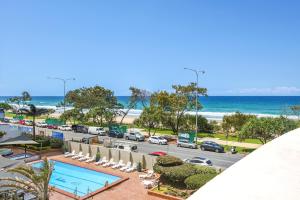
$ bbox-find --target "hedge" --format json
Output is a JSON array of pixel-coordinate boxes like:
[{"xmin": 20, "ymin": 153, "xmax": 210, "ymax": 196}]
[
  {"xmin": 50, "ymin": 138, "xmax": 63, "ymax": 148},
  {"xmin": 154, "ymin": 159, "xmax": 218, "ymax": 188},
  {"xmin": 156, "ymin": 155, "xmax": 183, "ymax": 167},
  {"xmin": 194, "ymin": 165, "xmax": 217, "ymax": 175},
  {"xmin": 184, "ymin": 173, "xmax": 217, "ymax": 189},
  {"xmin": 154, "ymin": 163, "xmax": 197, "ymax": 184}
]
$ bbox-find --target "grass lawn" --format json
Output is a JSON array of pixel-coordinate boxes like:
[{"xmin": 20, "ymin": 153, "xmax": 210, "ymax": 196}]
[
  {"xmin": 5, "ymin": 112, "xmax": 48, "ymax": 120},
  {"xmin": 197, "ymin": 132, "xmax": 262, "ymax": 144},
  {"xmin": 144, "ymin": 128, "xmax": 262, "ymax": 144}
]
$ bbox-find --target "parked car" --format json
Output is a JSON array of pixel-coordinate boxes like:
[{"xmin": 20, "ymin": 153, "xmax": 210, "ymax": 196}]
[
  {"xmin": 3, "ymin": 118, "xmax": 10, "ymax": 123},
  {"xmin": 184, "ymin": 157, "xmax": 212, "ymax": 166},
  {"xmin": 88, "ymin": 126, "xmax": 106, "ymax": 136},
  {"xmin": 108, "ymin": 130, "xmax": 124, "ymax": 138},
  {"xmin": 113, "ymin": 141, "xmax": 138, "ymax": 152},
  {"xmin": 47, "ymin": 124, "xmax": 58, "ymax": 129},
  {"xmin": 10, "ymin": 119, "xmax": 19, "ymax": 124},
  {"xmin": 24, "ymin": 120, "xmax": 33, "ymax": 126},
  {"xmin": 149, "ymin": 151, "xmax": 167, "ymax": 157},
  {"xmin": 71, "ymin": 125, "xmax": 88, "ymax": 133},
  {"xmin": 19, "ymin": 120, "xmax": 26, "ymax": 125},
  {"xmin": 36, "ymin": 122, "xmax": 48, "ymax": 128},
  {"xmin": 177, "ymin": 139, "xmax": 198, "ymax": 149},
  {"xmin": 148, "ymin": 136, "xmax": 168, "ymax": 145},
  {"xmin": 58, "ymin": 125, "xmax": 72, "ymax": 131},
  {"xmin": 124, "ymin": 131, "xmax": 145, "ymax": 141},
  {"xmin": 160, "ymin": 135, "xmax": 174, "ymax": 142},
  {"xmin": 200, "ymin": 141, "xmax": 224, "ymax": 153}
]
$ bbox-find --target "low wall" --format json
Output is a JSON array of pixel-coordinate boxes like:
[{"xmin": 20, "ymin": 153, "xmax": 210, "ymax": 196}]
[{"xmin": 68, "ymin": 141, "xmax": 157, "ymax": 170}]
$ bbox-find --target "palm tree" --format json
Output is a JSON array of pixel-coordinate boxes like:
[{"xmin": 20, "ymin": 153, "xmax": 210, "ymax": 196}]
[
  {"xmin": 21, "ymin": 91, "xmax": 32, "ymax": 107},
  {"xmin": 0, "ymin": 158, "xmax": 53, "ymax": 200},
  {"xmin": 18, "ymin": 104, "xmax": 52, "ymax": 140}
]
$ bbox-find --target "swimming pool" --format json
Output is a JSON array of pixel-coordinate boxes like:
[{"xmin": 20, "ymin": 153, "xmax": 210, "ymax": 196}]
[{"xmin": 31, "ymin": 160, "xmax": 121, "ymax": 197}]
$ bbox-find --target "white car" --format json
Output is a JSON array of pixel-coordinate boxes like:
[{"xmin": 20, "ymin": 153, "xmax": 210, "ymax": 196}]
[
  {"xmin": 58, "ymin": 125, "xmax": 72, "ymax": 131},
  {"xmin": 36, "ymin": 122, "xmax": 48, "ymax": 128},
  {"xmin": 148, "ymin": 136, "xmax": 168, "ymax": 145},
  {"xmin": 88, "ymin": 126, "xmax": 106, "ymax": 136}
]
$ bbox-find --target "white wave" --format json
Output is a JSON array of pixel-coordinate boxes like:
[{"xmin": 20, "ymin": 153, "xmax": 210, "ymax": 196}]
[{"xmin": 7, "ymin": 103, "xmax": 298, "ymax": 121}]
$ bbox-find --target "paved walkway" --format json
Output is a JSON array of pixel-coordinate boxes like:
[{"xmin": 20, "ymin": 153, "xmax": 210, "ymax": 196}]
[{"xmin": 48, "ymin": 155, "xmax": 162, "ymax": 200}]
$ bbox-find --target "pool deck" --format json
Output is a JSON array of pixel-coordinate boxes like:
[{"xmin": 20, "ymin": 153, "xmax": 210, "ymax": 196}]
[{"xmin": 47, "ymin": 155, "xmax": 162, "ymax": 200}]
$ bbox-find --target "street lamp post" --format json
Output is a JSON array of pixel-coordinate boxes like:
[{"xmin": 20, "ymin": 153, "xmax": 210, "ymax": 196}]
[
  {"xmin": 184, "ymin": 68, "xmax": 205, "ymax": 145},
  {"xmin": 48, "ymin": 77, "xmax": 75, "ymax": 112}
]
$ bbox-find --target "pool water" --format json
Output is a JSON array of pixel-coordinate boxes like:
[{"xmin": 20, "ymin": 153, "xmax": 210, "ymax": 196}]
[
  {"xmin": 9, "ymin": 153, "xmax": 33, "ymax": 160},
  {"xmin": 31, "ymin": 160, "xmax": 121, "ymax": 197}
]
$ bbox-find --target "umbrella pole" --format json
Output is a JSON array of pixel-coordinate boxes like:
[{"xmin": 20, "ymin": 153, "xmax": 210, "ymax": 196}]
[{"xmin": 25, "ymin": 145, "xmax": 27, "ymax": 158}]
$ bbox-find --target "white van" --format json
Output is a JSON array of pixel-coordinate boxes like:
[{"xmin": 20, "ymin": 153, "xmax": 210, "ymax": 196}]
[
  {"xmin": 113, "ymin": 141, "xmax": 138, "ymax": 152},
  {"xmin": 88, "ymin": 127, "xmax": 106, "ymax": 136}
]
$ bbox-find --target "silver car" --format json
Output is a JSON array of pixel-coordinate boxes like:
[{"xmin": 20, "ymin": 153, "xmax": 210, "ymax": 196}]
[
  {"xmin": 184, "ymin": 157, "xmax": 212, "ymax": 166},
  {"xmin": 124, "ymin": 132, "xmax": 145, "ymax": 141},
  {"xmin": 177, "ymin": 139, "xmax": 198, "ymax": 149}
]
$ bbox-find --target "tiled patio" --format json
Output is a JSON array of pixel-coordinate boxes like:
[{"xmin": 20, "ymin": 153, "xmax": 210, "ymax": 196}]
[{"xmin": 47, "ymin": 155, "xmax": 163, "ymax": 200}]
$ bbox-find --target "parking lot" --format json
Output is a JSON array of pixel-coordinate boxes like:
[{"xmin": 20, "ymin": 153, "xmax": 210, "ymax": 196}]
[
  {"xmin": 1, "ymin": 123, "xmax": 245, "ymax": 169},
  {"xmin": 60, "ymin": 130, "xmax": 245, "ymax": 169}
]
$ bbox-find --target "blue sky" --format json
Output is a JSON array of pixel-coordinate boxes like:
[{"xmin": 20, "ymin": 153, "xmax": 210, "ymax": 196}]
[{"xmin": 0, "ymin": 0, "xmax": 299, "ymax": 96}]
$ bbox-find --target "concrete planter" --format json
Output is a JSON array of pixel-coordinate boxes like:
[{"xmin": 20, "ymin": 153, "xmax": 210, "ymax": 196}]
[{"xmin": 148, "ymin": 187, "xmax": 184, "ymax": 200}]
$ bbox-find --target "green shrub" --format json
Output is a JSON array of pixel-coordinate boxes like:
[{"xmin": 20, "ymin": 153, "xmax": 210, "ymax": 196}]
[
  {"xmin": 35, "ymin": 139, "xmax": 50, "ymax": 147},
  {"xmin": 26, "ymin": 145, "xmax": 51, "ymax": 151},
  {"xmin": 156, "ymin": 155, "xmax": 183, "ymax": 167},
  {"xmin": 0, "ymin": 131, "xmax": 6, "ymax": 138},
  {"xmin": 96, "ymin": 152, "xmax": 101, "ymax": 162},
  {"xmin": 50, "ymin": 138, "xmax": 63, "ymax": 148},
  {"xmin": 194, "ymin": 165, "xmax": 217, "ymax": 175},
  {"xmin": 184, "ymin": 173, "xmax": 217, "ymax": 190},
  {"xmin": 137, "ymin": 162, "xmax": 142, "ymax": 172},
  {"xmin": 154, "ymin": 163, "xmax": 198, "ymax": 185}
]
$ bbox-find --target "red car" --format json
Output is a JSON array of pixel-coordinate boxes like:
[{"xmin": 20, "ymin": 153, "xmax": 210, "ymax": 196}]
[
  {"xmin": 149, "ymin": 151, "xmax": 167, "ymax": 156},
  {"xmin": 19, "ymin": 120, "xmax": 26, "ymax": 125},
  {"xmin": 47, "ymin": 125, "xmax": 58, "ymax": 129}
]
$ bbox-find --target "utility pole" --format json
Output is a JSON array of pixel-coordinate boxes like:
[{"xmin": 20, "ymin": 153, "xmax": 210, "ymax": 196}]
[
  {"xmin": 184, "ymin": 68, "xmax": 205, "ymax": 144},
  {"xmin": 48, "ymin": 77, "xmax": 75, "ymax": 112}
]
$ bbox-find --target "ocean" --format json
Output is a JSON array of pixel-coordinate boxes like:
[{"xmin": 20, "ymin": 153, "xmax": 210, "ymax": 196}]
[{"xmin": 1, "ymin": 96, "xmax": 300, "ymax": 121}]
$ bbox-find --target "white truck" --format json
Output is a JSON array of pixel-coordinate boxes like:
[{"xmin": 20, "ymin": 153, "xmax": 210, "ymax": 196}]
[{"xmin": 88, "ymin": 126, "xmax": 106, "ymax": 136}]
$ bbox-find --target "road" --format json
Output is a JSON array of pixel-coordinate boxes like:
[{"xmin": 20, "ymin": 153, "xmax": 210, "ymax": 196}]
[
  {"xmin": 0, "ymin": 124, "xmax": 245, "ymax": 169},
  {"xmin": 61, "ymin": 131, "xmax": 245, "ymax": 169}
]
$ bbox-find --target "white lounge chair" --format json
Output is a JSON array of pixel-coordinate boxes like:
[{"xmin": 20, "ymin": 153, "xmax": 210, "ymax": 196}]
[
  {"xmin": 139, "ymin": 170, "xmax": 154, "ymax": 179},
  {"xmin": 112, "ymin": 160, "xmax": 124, "ymax": 169},
  {"xmin": 78, "ymin": 153, "xmax": 90, "ymax": 161},
  {"xmin": 86, "ymin": 156, "xmax": 95, "ymax": 163},
  {"xmin": 103, "ymin": 158, "xmax": 115, "ymax": 167},
  {"xmin": 95, "ymin": 156, "xmax": 107, "ymax": 165},
  {"xmin": 72, "ymin": 152, "xmax": 83, "ymax": 159},
  {"xmin": 125, "ymin": 163, "xmax": 137, "ymax": 173},
  {"xmin": 120, "ymin": 162, "xmax": 131, "ymax": 171},
  {"xmin": 64, "ymin": 150, "xmax": 75, "ymax": 157},
  {"xmin": 142, "ymin": 179, "xmax": 156, "ymax": 189}
]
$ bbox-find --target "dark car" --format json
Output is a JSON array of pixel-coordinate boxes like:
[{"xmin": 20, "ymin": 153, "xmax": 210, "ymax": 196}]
[
  {"xmin": 108, "ymin": 130, "xmax": 124, "ymax": 138},
  {"xmin": 200, "ymin": 141, "xmax": 224, "ymax": 153},
  {"xmin": 3, "ymin": 118, "xmax": 10, "ymax": 123},
  {"xmin": 71, "ymin": 125, "xmax": 88, "ymax": 133}
]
